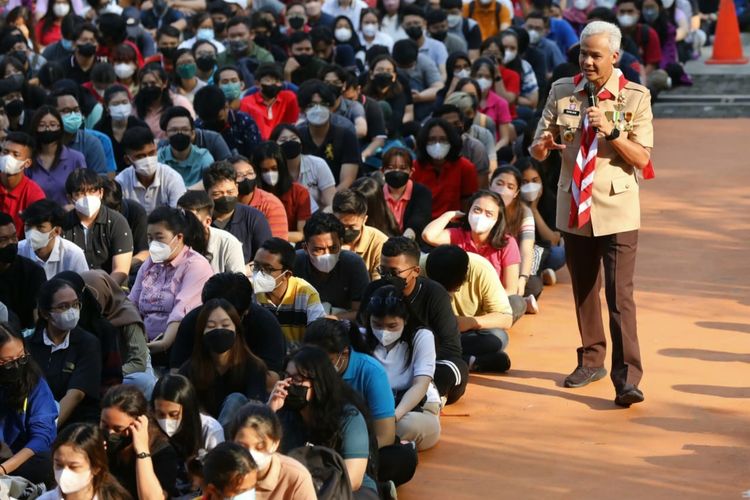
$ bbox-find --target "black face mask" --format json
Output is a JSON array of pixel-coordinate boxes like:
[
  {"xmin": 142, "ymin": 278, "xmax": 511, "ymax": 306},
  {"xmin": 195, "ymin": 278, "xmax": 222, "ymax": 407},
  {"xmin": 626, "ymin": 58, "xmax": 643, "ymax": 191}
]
[
  {"xmin": 237, "ymin": 178, "xmax": 256, "ymax": 196},
  {"xmin": 105, "ymin": 431, "xmax": 132, "ymax": 456},
  {"xmin": 196, "ymin": 55, "xmax": 216, "ymax": 72},
  {"xmin": 5, "ymin": 99, "xmax": 24, "ymax": 118},
  {"xmin": 202, "ymin": 328, "xmax": 236, "ymax": 354},
  {"xmin": 37, "ymin": 130, "xmax": 63, "ymax": 145},
  {"xmin": 153, "ymin": 0, "xmax": 167, "ymax": 14},
  {"xmin": 343, "ymin": 228, "xmax": 360, "ymax": 244},
  {"xmin": 254, "ymin": 35, "xmax": 270, "ymax": 48},
  {"xmin": 261, "ymin": 84, "xmax": 282, "ymax": 99},
  {"xmin": 294, "ymin": 54, "xmax": 313, "ymax": 66},
  {"xmin": 283, "ymin": 383, "xmax": 309, "ymax": 411},
  {"xmin": 288, "ymin": 16, "xmax": 305, "ymax": 30},
  {"xmin": 160, "ymin": 47, "xmax": 176, "ymax": 62},
  {"xmin": 139, "ymin": 86, "xmax": 163, "ymax": 103},
  {"xmin": 430, "ymin": 30, "xmax": 447, "ymax": 41},
  {"xmin": 229, "ymin": 40, "xmax": 249, "ymax": 55},
  {"xmin": 327, "ymin": 83, "xmax": 343, "ymax": 98},
  {"xmin": 405, "ymin": 26, "xmax": 423, "ymax": 40},
  {"xmin": 214, "ymin": 21, "xmax": 227, "ymax": 33},
  {"xmin": 0, "ymin": 364, "xmax": 23, "ymax": 384},
  {"xmin": 12, "ymin": 51, "xmax": 28, "ymax": 66},
  {"xmin": 372, "ymin": 73, "xmax": 394, "ymax": 89},
  {"xmin": 384, "ymin": 170, "xmax": 409, "ymax": 189},
  {"xmin": 280, "ymin": 140, "xmax": 302, "ymax": 160},
  {"xmin": 213, "ymin": 195, "xmax": 238, "ymax": 214},
  {"xmin": 76, "ymin": 43, "xmax": 97, "ymax": 57},
  {"xmin": 383, "ymin": 272, "xmax": 407, "ymax": 292},
  {"xmin": 169, "ymin": 133, "xmax": 191, "ymax": 151}
]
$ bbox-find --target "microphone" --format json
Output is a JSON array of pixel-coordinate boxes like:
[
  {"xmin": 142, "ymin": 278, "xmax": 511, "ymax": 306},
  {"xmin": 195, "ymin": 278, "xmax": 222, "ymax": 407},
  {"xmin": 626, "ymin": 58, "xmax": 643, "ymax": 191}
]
[{"xmin": 584, "ymin": 82, "xmax": 598, "ymax": 133}]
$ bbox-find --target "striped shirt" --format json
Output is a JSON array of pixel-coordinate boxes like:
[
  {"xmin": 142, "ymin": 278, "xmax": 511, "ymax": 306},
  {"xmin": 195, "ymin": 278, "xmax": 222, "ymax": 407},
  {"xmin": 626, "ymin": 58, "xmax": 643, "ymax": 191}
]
[{"xmin": 256, "ymin": 276, "xmax": 326, "ymax": 344}]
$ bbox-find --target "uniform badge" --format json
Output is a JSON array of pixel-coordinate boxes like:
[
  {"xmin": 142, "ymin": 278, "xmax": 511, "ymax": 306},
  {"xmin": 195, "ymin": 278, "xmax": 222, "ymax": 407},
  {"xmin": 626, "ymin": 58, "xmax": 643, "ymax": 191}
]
[{"xmin": 562, "ymin": 128, "xmax": 575, "ymax": 142}]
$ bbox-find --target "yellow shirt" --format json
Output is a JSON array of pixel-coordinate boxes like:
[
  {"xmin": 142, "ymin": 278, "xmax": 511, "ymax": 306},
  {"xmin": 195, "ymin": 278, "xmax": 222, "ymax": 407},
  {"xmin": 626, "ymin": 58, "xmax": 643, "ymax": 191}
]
[
  {"xmin": 450, "ymin": 253, "xmax": 513, "ymax": 317},
  {"xmin": 351, "ymin": 225, "xmax": 387, "ymax": 281}
]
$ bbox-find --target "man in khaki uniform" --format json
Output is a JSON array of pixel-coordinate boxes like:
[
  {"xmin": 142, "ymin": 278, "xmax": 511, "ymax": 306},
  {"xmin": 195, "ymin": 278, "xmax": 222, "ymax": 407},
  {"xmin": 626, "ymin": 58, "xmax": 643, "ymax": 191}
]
[{"xmin": 530, "ymin": 21, "xmax": 653, "ymax": 407}]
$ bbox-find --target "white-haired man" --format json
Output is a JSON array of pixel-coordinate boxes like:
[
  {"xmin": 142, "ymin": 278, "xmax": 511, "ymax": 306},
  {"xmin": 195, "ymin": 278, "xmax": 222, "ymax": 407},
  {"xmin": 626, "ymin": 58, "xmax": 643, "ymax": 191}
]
[{"xmin": 529, "ymin": 21, "xmax": 654, "ymax": 408}]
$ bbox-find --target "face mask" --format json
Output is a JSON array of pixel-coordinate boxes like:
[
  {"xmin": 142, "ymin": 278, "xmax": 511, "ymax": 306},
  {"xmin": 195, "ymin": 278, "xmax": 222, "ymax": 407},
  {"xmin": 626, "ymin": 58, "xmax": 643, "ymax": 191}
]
[
  {"xmin": 61, "ymin": 38, "xmax": 74, "ymax": 51},
  {"xmin": 133, "ymin": 155, "xmax": 158, "ymax": 177},
  {"xmin": 252, "ymin": 269, "xmax": 280, "ymax": 294},
  {"xmin": 426, "ymin": 142, "xmax": 450, "ymax": 160},
  {"xmin": 468, "ymin": 212, "xmax": 496, "ymax": 233},
  {"xmin": 372, "ymin": 326, "xmax": 403, "ymax": 346},
  {"xmin": 642, "ymin": 7, "xmax": 659, "ymax": 22},
  {"xmin": 213, "ymin": 195, "xmax": 238, "ymax": 214},
  {"xmin": 342, "ymin": 228, "xmax": 360, "ymax": 244},
  {"xmin": 617, "ymin": 13, "xmax": 637, "ymax": 27},
  {"xmin": 74, "ymin": 194, "xmax": 101, "ymax": 217},
  {"xmin": 197, "ymin": 28, "xmax": 215, "ymax": 41},
  {"xmin": 502, "ymin": 50, "xmax": 517, "ymax": 64},
  {"xmin": 0, "ymin": 241, "xmax": 17, "ymax": 263},
  {"xmin": 261, "ymin": 171, "xmax": 279, "ymax": 187},
  {"xmin": 0, "ymin": 154, "xmax": 26, "ymax": 175},
  {"xmin": 520, "ymin": 182, "xmax": 542, "ymax": 202},
  {"xmin": 157, "ymin": 418, "xmax": 181, "ymax": 437},
  {"xmin": 334, "ymin": 27, "xmax": 352, "ymax": 42},
  {"xmin": 261, "ymin": 84, "xmax": 282, "ymax": 99},
  {"xmin": 37, "ymin": 129, "xmax": 63, "ymax": 145},
  {"xmin": 105, "ymin": 431, "xmax": 132, "ymax": 455},
  {"xmin": 25, "ymin": 228, "xmax": 53, "ymax": 251},
  {"xmin": 283, "ymin": 383, "xmax": 309, "ymax": 411},
  {"xmin": 177, "ymin": 63, "xmax": 198, "ymax": 79},
  {"xmin": 372, "ymin": 73, "xmax": 394, "ymax": 89},
  {"xmin": 76, "ymin": 43, "xmax": 97, "ymax": 57},
  {"xmin": 294, "ymin": 54, "xmax": 313, "ymax": 66},
  {"xmin": 149, "ymin": 235, "xmax": 176, "ymax": 263},
  {"xmin": 573, "ymin": 0, "xmax": 589, "ymax": 9},
  {"xmin": 280, "ymin": 140, "xmax": 302, "ymax": 160},
  {"xmin": 109, "ymin": 103, "xmax": 132, "ymax": 121},
  {"xmin": 527, "ymin": 29, "xmax": 541, "ymax": 45},
  {"xmin": 62, "ymin": 112, "xmax": 84, "ymax": 133},
  {"xmin": 383, "ymin": 272, "xmax": 407, "ymax": 292},
  {"xmin": 238, "ymin": 178, "xmax": 256, "ymax": 196},
  {"xmin": 405, "ymin": 26, "xmax": 423, "ymax": 40},
  {"xmin": 139, "ymin": 86, "xmax": 163, "ymax": 103},
  {"xmin": 169, "ymin": 133, "xmax": 192, "ymax": 151},
  {"xmin": 289, "ymin": 16, "xmax": 306, "ymax": 30},
  {"xmin": 309, "ymin": 252, "xmax": 339, "ymax": 273},
  {"xmin": 384, "ymin": 170, "xmax": 409, "ymax": 189},
  {"xmin": 661, "ymin": 0, "xmax": 674, "ymax": 8},
  {"xmin": 306, "ymin": 105, "xmax": 330, "ymax": 126},
  {"xmin": 114, "ymin": 63, "xmax": 136, "ymax": 79},
  {"xmin": 229, "ymin": 40, "xmax": 249, "ymax": 55},
  {"xmin": 196, "ymin": 55, "xmax": 216, "ymax": 72},
  {"xmin": 326, "ymin": 83, "xmax": 343, "ymax": 98},
  {"xmin": 50, "ymin": 307, "xmax": 80, "ymax": 331},
  {"xmin": 447, "ymin": 14, "xmax": 462, "ymax": 28},
  {"xmin": 5, "ymin": 99, "xmax": 24, "ymax": 118},
  {"xmin": 479, "ymin": 0, "xmax": 493, "ymax": 4},
  {"xmin": 361, "ymin": 23, "xmax": 378, "ymax": 37},
  {"xmin": 202, "ymin": 328, "xmax": 236, "ymax": 354},
  {"xmin": 430, "ymin": 30, "xmax": 448, "ymax": 41},
  {"xmin": 491, "ymin": 185, "xmax": 516, "ymax": 207},
  {"xmin": 455, "ymin": 68, "xmax": 470, "ymax": 79},
  {"xmin": 0, "ymin": 364, "xmax": 23, "ymax": 384},
  {"xmin": 221, "ymin": 82, "xmax": 243, "ymax": 101},
  {"xmin": 476, "ymin": 77, "xmax": 493, "ymax": 91},
  {"xmin": 250, "ymin": 449, "xmax": 273, "ymax": 470},
  {"xmin": 54, "ymin": 467, "xmax": 92, "ymax": 494}
]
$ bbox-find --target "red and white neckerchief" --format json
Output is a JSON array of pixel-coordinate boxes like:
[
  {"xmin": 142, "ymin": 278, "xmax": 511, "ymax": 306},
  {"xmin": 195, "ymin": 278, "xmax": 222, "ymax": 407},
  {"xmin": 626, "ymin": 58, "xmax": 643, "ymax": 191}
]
[{"xmin": 568, "ymin": 70, "xmax": 655, "ymax": 229}]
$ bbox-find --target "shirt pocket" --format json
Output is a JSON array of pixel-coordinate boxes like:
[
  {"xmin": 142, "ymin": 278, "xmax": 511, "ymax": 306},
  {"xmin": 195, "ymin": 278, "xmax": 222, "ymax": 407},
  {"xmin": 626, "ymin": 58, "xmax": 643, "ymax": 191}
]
[{"xmin": 611, "ymin": 176, "xmax": 637, "ymax": 195}]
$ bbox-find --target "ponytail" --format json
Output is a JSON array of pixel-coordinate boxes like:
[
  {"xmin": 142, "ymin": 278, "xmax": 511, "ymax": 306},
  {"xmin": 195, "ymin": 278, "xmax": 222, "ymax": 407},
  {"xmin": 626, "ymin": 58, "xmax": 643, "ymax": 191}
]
[{"xmin": 147, "ymin": 206, "xmax": 209, "ymax": 258}]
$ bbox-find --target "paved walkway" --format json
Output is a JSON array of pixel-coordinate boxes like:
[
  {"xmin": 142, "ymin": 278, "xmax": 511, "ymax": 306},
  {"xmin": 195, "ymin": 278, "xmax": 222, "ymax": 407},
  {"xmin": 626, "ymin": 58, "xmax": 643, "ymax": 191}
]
[{"xmin": 398, "ymin": 119, "xmax": 750, "ymax": 500}]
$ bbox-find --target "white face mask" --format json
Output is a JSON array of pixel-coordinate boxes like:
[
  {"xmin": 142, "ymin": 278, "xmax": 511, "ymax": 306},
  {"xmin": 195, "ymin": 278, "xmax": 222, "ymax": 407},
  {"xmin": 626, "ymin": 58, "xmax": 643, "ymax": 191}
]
[
  {"xmin": 596, "ymin": 0, "xmax": 616, "ymax": 7},
  {"xmin": 573, "ymin": 0, "xmax": 589, "ymax": 9},
  {"xmin": 455, "ymin": 68, "xmax": 470, "ymax": 79},
  {"xmin": 502, "ymin": 49, "xmax": 517, "ymax": 64},
  {"xmin": 479, "ymin": 0, "xmax": 492, "ymax": 5},
  {"xmin": 74, "ymin": 194, "xmax": 101, "ymax": 218},
  {"xmin": 361, "ymin": 23, "xmax": 378, "ymax": 37},
  {"xmin": 476, "ymin": 77, "xmax": 493, "ymax": 91},
  {"xmin": 25, "ymin": 228, "xmax": 54, "ymax": 251},
  {"xmin": 252, "ymin": 270, "xmax": 280, "ymax": 294},
  {"xmin": 54, "ymin": 467, "xmax": 92, "ymax": 494},
  {"xmin": 520, "ymin": 182, "xmax": 542, "ymax": 202},
  {"xmin": 468, "ymin": 212, "xmax": 496, "ymax": 234},
  {"xmin": 53, "ymin": 2, "xmax": 71, "ymax": 17},
  {"xmin": 113, "ymin": 63, "xmax": 136, "ymax": 79},
  {"xmin": 261, "ymin": 171, "xmax": 279, "ymax": 186},
  {"xmin": 372, "ymin": 326, "xmax": 403, "ymax": 346},
  {"xmin": 134, "ymin": 155, "xmax": 158, "ymax": 177},
  {"xmin": 306, "ymin": 105, "xmax": 330, "ymax": 126},
  {"xmin": 447, "ymin": 14, "xmax": 462, "ymax": 28},
  {"xmin": 661, "ymin": 0, "xmax": 675, "ymax": 8},
  {"xmin": 334, "ymin": 27, "xmax": 352, "ymax": 42},
  {"xmin": 527, "ymin": 29, "xmax": 541, "ymax": 45},
  {"xmin": 50, "ymin": 307, "xmax": 80, "ymax": 331},
  {"xmin": 230, "ymin": 489, "xmax": 256, "ymax": 500},
  {"xmin": 426, "ymin": 142, "xmax": 450, "ymax": 160},
  {"xmin": 109, "ymin": 103, "xmax": 132, "ymax": 121},
  {"xmin": 149, "ymin": 235, "xmax": 177, "ymax": 263},
  {"xmin": 309, "ymin": 252, "xmax": 339, "ymax": 273},
  {"xmin": 491, "ymin": 185, "xmax": 516, "ymax": 207},
  {"xmin": 617, "ymin": 13, "xmax": 637, "ymax": 27},
  {"xmin": 250, "ymin": 448, "xmax": 274, "ymax": 470},
  {"xmin": 0, "ymin": 154, "xmax": 27, "ymax": 175},
  {"xmin": 157, "ymin": 418, "xmax": 181, "ymax": 437}
]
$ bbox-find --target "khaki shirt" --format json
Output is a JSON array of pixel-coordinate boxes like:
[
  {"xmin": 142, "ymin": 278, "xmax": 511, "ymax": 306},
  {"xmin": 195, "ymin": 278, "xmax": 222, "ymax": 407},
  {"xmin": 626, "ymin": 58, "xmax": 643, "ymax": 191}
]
[{"xmin": 535, "ymin": 70, "xmax": 654, "ymax": 237}]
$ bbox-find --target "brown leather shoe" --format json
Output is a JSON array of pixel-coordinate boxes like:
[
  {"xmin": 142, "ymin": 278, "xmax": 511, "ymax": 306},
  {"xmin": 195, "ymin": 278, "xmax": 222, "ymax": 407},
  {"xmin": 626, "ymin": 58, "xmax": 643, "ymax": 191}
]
[
  {"xmin": 614, "ymin": 386, "xmax": 645, "ymax": 407},
  {"xmin": 564, "ymin": 366, "xmax": 607, "ymax": 388}
]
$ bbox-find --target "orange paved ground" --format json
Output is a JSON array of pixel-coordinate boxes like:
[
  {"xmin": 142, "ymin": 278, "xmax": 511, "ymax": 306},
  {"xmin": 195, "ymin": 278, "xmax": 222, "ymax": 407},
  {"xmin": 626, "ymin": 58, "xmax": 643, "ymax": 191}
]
[{"xmin": 398, "ymin": 119, "xmax": 750, "ymax": 500}]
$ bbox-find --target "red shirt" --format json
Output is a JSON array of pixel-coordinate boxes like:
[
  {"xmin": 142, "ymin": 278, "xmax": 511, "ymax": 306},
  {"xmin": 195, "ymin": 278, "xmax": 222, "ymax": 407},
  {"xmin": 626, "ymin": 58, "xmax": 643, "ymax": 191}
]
[
  {"xmin": 277, "ymin": 182, "xmax": 311, "ymax": 231},
  {"xmin": 448, "ymin": 228, "xmax": 521, "ymax": 287},
  {"xmin": 36, "ymin": 21, "xmax": 62, "ymax": 48},
  {"xmin": 412, "ymin": 157, "xmax": 478, "ymax": 218},
  {"xmin": 634, "ymin": 24, "xmax": 663, "ymax": 67},
  {"xmin": 499, "ymin": 66, "xmax": 521, "ymax": 118},
  {"xmin": 383, "ymin": 180, "xmax": 413, "ymax": 231},
  {"xmin": 240, "ymin": 90, "xmax": 300, "ymax": 140},
  {"xmin": 0, "ymin": 175, "xmax": 46, "ymax": 238},
  {"xmin": 243, "ymin": 188, "xmax": 289, "ymax": 240}
]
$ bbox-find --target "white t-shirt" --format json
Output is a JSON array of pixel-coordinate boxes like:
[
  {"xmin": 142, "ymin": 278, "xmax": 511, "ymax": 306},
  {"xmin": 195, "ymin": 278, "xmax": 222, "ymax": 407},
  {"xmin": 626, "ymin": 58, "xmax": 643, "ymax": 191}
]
[
  {"xmin": 201, "ymin": 413, "xmax": 225, "ymax": 452},
  {"xmin": 298, "ymin": 154, "xmax": 336, "ymax": 210},
  {"xmin": 18, "ymin": 236, "xmax": 89, "ymax": 280},
  {"xmin": 373, "ymin": 328, "xmax": 440, "ymax": 404},
  {"xmin": 207, "ymin": 226, "xmax": 246, "ymax": 274}
]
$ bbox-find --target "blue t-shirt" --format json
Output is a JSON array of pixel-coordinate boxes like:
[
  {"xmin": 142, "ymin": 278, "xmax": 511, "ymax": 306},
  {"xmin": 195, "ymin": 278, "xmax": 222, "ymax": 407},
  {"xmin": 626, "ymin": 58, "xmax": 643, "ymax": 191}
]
[
  {"xmin": 340, "ymin": 407, "xmax": 378, "ymax": 492},
  {"xmin": 0, "ymin": 378, "xmax": 58, "ymax": 455},
  {"xmin": 547, "ymin": 17, "xmax": 579, "ymax": 54},
  {"xmin": 343, "ymin": 350, "xmax": 395, "ymax": 420}
]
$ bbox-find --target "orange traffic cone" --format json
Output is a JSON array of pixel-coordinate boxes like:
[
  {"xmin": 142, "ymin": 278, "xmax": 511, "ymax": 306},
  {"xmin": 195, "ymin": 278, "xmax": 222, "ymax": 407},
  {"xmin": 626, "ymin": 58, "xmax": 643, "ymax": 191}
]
[{"xmin": 706, "ymin": 0, "xmax": 748, "ymax": 64}]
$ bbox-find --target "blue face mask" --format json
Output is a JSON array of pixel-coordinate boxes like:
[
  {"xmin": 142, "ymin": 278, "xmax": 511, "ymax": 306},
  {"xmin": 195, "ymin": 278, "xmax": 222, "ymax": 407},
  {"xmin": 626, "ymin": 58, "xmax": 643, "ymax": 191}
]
[
  {"xmin": 61, "ymin": 38, "xmax": 74, "ymax": 51},
  {"xmin": 228, "ymin": 488, "xmax": 255, "ymax": 500},
  {"xmin": 220, "ymin": 82, "xmax": 242, "ymax": 101},
  {"xmin": 62, "ymin": 112, "xmax": 84, "ymax": 133},
  {"xmin": 197, "ymin": 28, "xmax": 216, "ymax": 41}
]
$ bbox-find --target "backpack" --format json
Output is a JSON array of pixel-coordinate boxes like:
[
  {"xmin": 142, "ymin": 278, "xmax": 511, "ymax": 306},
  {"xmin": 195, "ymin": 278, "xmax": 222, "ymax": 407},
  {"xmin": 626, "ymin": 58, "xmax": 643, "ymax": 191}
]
[
  {"xmin": 288, "ymin": 444, "xmax": 355, "ymax": 500},
  {"xmin": 468, "ymin": 0, "xmax": 503, "ymax": 31}
]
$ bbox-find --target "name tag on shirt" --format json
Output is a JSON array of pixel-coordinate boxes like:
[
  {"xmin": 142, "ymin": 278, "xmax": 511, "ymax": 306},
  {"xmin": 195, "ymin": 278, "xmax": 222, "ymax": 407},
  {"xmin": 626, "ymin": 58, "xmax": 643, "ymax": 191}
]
[{"xmin": 563, "ymin": 109, "xmax": 580, "ymax": 116}]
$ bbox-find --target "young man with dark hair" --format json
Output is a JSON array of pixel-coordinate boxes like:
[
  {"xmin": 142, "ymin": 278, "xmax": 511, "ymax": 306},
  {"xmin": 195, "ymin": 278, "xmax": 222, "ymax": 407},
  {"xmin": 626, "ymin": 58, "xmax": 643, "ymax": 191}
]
[
  {"xmin": 240, "ymin": 63, "xmax": 300, "ymax": 140},
  {"xmin": 332, "ymin": 189, "xmax": 387, "ymax": 280},
  {"xmin": 62, "ymin": 169, "xmax": 133, "ymax": 284},
  {"xmin": 202, "ymin": 442, "xmax": 258, "ymax": 500},
  {"xmin": 359, "ymin": 236, "xmax": 468, "ymax": 405},
  {"xmin": 294, "ymin": 211, "xmax": 370, "ymax": 320},
  {"xmin": 254, "ymin": 237, "xmax": 326, "ymax": 344},
  {"xmin": 0, "ymin": 132, "xmax": 45, "ymax": 239},
  {"xmin": 391, "ymin": 38, "xmax": 444, "ymax": 121},
  {"xmin": 157, "ymin": 106, "xmax": 215, "ymax": 189},
  {"xmin": 401, "ymin": 5, "xmax": 449, "ymax": 79},
  {"xmin": 525, "ymin": 11, "xmax": 567, "ymax": 79},
  {"xmin": 319, "ymin": 64, "xmax": 368, "ymax": 139},
  {"xmin": 194, "ymin": 85, "xmax": 261, "ymax": 159},
  {"xmin": 202, "ymin": 161, "xmax": 273, "ymax": 265},
  {"xmin": 215, "ymin": 66, "xmax": 247, "ymax": 112},
  {"xmin": 284, "ymin": 31, "xmax": 327, "ymax": 85},
  {"xmin": 223, "ymin": 16, "xmax": 274, "ymax": 65},
  {"xmin": 18, "ymin": 199, "xmax": 88, "ymax": 279},
  {"xmin": 63, "ymin": 23, "xmax": 100, "ymax": 84}
]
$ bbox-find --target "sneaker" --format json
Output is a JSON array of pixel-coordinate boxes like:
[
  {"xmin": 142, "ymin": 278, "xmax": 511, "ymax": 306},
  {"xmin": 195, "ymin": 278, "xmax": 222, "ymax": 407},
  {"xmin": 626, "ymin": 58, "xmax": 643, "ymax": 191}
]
[
  {"xmin": 525, "ymin": 295, "xmax": 539, "ymax": 314},
  {"xmin": 615, "ymin": 386, "xmax": 645, "ymax": 407},
  {"xmin": 542, "ymin": 268, "xmax": 557, "ymax": 286},
  {"xmin": 564, "ymin": 366, "xmax": 607, "ymax": 388}
]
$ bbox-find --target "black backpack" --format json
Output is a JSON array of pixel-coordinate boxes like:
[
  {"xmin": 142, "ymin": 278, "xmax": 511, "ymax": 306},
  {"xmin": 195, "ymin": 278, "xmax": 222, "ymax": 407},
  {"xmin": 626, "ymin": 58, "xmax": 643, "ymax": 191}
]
[{"xmin": 288, "ymin": 444, "xmax": 355, "ymax": 500}]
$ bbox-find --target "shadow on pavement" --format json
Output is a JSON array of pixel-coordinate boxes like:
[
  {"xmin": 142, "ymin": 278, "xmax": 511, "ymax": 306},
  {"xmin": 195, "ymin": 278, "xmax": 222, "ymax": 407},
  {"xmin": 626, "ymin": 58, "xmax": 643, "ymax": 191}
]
[
  {"xmin": 673, "ymin": 384, "xmax": 750, "ymax": 399},
  {"xmin": 695, "ymin": 321, "xmax": 750, "ymax": 334},
  {"xmin": 659, "ymin": 347, "xmax": 750, "ymax": 363}
]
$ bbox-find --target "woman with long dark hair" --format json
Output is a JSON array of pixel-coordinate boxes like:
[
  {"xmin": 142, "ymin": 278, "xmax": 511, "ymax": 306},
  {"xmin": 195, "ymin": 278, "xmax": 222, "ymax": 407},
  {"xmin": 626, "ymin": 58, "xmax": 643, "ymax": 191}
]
[
  {"xmin": 268, "ymin": 345, "xmax": 378, "ymax": 498},
  {"xmin": 362, "ymin": 54, "xmax": 413, "ymax": 136},
  {"xmin": 134, "ymin": 65, "xmax": 194, "ymax": 140},
  {"xmin": 94, "ymin": 84, "xmax": 148, "ymax": 172},
  {"xmin": 351, "ymin": 176, "xmax": 400, "ymax": 237},
  {"xmin": 34, "ymin": 0, "xmax": 71, "ymax": 47},
  {"xmin": 128, "ymin": 206, "xmax": 213, "ymax": 354},
  {"xmin": 470, "ymin": 57, "xmax": 512, "ymax": 146},
  {"xmin": 380, "ymin": 147, "xmax": 432, "ymax": 243},
  {"xmin": 0, "ymin": 322, "xmax": 57, "ymax": 486},
  {"xmin": 38, "ymin": 423, "xmax": 132, "ymax": 500},
  {"xmin": 171, "ymin": 48, "xmax": 206, "ymax": 103}
]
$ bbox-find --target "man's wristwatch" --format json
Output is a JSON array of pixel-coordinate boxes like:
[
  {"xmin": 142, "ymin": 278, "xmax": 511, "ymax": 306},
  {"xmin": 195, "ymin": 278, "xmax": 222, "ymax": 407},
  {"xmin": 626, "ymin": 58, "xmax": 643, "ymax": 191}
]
[
  {"xmin": 136, "ymin": 452, "xmax": 152, "ymax": 459},
  {"xmin": 605, "ymin": 127, "xmax": 620, "ymax": 141}
]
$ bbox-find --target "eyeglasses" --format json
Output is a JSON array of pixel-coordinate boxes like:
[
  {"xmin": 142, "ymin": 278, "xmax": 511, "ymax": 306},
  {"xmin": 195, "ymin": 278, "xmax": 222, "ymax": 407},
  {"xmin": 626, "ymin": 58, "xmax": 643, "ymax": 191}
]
[
  {"xmin": 49, "ymin": 300, "xmax": 81, "ymax": 313},
  {"xmin": 37, "ymin": 124, "xmax": 61, "ymax": 132},
  {"xmin": 376, "ymin": 265, "xmax": 417, "ymax": 277},
  {"xmin": 251, "ymin": 262, "xmax": 283, "ymax": 274},
  {"xmin": 0, "ymin": 354, "xmax": 29, "ymax": 370}
]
